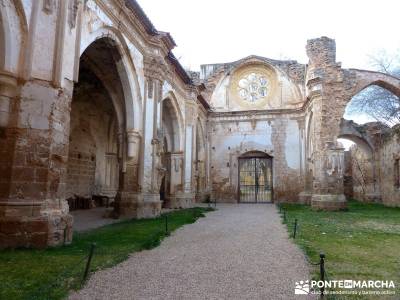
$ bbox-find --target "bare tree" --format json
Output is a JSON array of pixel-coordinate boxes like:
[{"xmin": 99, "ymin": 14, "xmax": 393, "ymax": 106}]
[{"xmin": 346, "ymin": 50, "xmax": 400, "ymax": 126}]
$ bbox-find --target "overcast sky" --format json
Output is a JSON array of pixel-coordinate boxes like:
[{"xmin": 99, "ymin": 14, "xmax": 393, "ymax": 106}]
[{"xmin": 139, "ymin": 0, "xmax": 400, "ymax": 72}]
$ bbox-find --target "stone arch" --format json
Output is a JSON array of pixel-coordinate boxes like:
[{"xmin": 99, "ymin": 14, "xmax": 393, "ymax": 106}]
[
  {"xmin": 238, "ymin": 150, "xmax": 274, "ymax": 203},
  {"xmin": 330, "ymin": 72, "xmax": 400, "ymax": 143},
  {"xmin": 80, "ymin": 55, "xmax": 125, "ymax": 133},
  {"xmin": 338, "ymin": 119, "xmax": 374, "ymax": 155},
  {"xmin": 67, "ymin": 33, "xmax": 142, "ymax": 210},
  {"xmin": 239, "ymin": 150, "xmax": 273, "ymax": 158},
  {"xmin": 80, "ymin": 26, "xmax": 142, "ymax": 131},
  {"xmin": 0, "ymin": 0, "xmax": 27, "ymax": 74},
  {"xmin": 337, "ymin": 119, "xmax": 380, "ymax": 202},
  {"xmin": 349, "ymin": 69, "xmax": 400, "ymax": 100},
  {"xmin": 213, "ymin": 57, "xmax": 303, "ymax": 109},
  {"xmin": 161, "ymin": 91, "xmax": 184, "ymax": 152}
]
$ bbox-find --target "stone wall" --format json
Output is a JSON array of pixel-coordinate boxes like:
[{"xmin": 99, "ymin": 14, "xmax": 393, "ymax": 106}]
[
  {"xmin": 0, "ymin": 0, "xmax": 202, "ymax": 248},
  {"xmin": 343, "ymin": 122, "xmax": 400, "ymax": 207},
  {"xmin": 378, "ymin": 126, "xmax": 400, "ymax": 206},
  {"xmin": 1, "ymin": 0, "xmax": 400, "ymax": 248},
  {"xmin": 347, "ymin": 146, "xmax": 375, "ymax": 202},
  {"xmin": 209, "ymin": 113, "xmax": 304, "ymax": 202}
]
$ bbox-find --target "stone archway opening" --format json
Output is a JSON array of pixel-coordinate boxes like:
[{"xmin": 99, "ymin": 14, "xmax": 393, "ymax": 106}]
[
  {"xmin": 67, "ymin": 37, "xmax": 128, "ymax": 229},
  {"xmin": 337, "ymin": 83, "xmax": 400, "ymax": 204},
  {"xmin": 159, "ymin": 97, "xmax": 183, "ymax": 208},
  {"xmin": 337, "ymin": 135, "xmax": 376, "ymax": 202},
  {"xmin": 345, "ymin": 84, "xmax": 400, "ymax": 127},
  {"xmin": 238, "ymin": 151, "xmax": 273, "ymax": 203}
]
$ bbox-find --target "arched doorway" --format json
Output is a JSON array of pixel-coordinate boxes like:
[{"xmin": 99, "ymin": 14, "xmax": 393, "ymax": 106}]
[
  {"xmin": 159, "ymin": 95, "xmax": 183, "ymax": 208},
  {"xmin": 238, "ymin": 151, "xmax": 273, "ymax": 203},
  {"xmin": 339, "ymin": 82, "xmax": 400, "ymax": 203},
  {"xmin": 66, "ymin": 37, "xmax": 129, "ymax": 225}
]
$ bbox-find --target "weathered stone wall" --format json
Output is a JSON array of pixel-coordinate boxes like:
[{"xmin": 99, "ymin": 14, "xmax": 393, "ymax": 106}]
[
  {"xmin": 341, "ymin": 121, "xmax": 400, "ymax": 206},
  {"xmin": 378, "ymin": 126, "xmax": 400, "ymax": 206},
  {"xmin": 0, "ymin": 0, "xmax": 202, "ymax": 248},
  {"xmin": 347, "ymin": 146, "xmax": 375, "ymax": 202},
  {"xmin": 0, "ymin": 79, "xmax": 74, "ymax": 248},
  {"xmin": 202, "ymin": 57, "xmax": 305, "ymax": 112},
  {"xmin": 2, "ymin": 0, "xmax": 400, "ymax": 248},
  {"xmin": 209, "ymin": 113, "xmax": 304, "ymax": 202}
]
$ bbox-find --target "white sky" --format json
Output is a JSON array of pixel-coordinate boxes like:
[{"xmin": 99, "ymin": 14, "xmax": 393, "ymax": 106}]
[{"xmin": 139, "ymin": 0, "xmax": 400, "ymax": 71}]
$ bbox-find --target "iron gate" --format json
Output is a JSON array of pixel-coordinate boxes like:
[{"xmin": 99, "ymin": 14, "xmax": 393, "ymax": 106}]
[{"xmin": 239, "ymin": 156, "xmax": 272, "ymax": 203}]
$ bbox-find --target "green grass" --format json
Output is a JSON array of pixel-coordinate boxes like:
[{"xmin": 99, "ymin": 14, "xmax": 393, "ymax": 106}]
[
  {"xmin": 279, "ymin": 200, "xmax": 400, "ymax": 299},
  {"xmin": 0, "ymin": 207, "xmax": 214, "ymax": 300}
]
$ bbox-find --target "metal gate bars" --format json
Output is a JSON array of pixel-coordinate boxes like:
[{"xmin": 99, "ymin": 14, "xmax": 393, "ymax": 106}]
[{"xmin": 239, "ymin": 156, "xmax": 272, "ymax": 203}]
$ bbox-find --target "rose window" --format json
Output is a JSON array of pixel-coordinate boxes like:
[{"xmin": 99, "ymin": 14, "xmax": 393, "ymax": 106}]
[{"xmin": 237, "ymin": 73, "xmax": 269, "ymax": 102}]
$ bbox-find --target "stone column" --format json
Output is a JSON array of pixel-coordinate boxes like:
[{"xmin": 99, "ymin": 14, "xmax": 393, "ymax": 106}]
[
  {"xmin": 164, "ymin": 151, "xmax": 185, "ymax": 208},
  {"xmin": 134, "ymin": 57, "xmax": 166, "ymax": 218},
  {"xmin": 0, "ymin": 75, "xmax": 73, "ymax": 248},
  {"xmin": 305, "ymin": 37, "xmax": 347, "ymax": 210},
  {"xmin": 114, "ymin": 129, "xmax": 142, "ymax": 217},
  {"xmin": 179, "ymin": 100, "xmax": 197, "ymax": 207},
  {"xmin": 297, "ymin": 117, "xmax": 311, "ymax": 204}
]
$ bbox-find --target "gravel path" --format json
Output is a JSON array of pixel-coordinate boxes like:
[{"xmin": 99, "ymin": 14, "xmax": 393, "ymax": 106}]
[{"xmin": 70, "ymin": 204, "xmax": 313, "ymax": 300}]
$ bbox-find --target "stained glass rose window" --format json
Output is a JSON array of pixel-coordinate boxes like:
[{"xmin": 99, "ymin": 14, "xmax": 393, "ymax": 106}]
[{"xmin": 237, "ymin": 73, "xmax": 268, "ymax": 102}]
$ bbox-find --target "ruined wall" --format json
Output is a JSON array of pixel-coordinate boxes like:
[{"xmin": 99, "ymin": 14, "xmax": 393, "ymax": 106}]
[
  {"xmin": 378, "ymin": 127, "xmax": 400, "ymax": 207},
  {"xmin": 204, "ymin": 57, "xmax": 306, "ymax": 203},
  {"xmin": 209, "ymin": 113, "xmax": 304, "ymax": 202},
  {"xmin": 202, "ymin": 58, "xmax": 305, "ymax": 112},
  {"xmin": 348, "ymin": 145, "xmax": 375, "ymax": 202}
]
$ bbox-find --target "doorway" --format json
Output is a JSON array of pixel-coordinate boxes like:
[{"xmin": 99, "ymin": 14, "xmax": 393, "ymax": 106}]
[{"xmin": 239, "ymin": 152, "xmax": 273, "ymax": 203}]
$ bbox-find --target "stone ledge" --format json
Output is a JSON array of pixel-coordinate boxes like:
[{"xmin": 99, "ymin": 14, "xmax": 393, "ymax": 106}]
[
  {"xmin": 164, "ymin": 193, "xmax": 195, "ymax": 209},
  {"xmin": 311, "ymin": 194, "xmax": 347, "ymax": 211},
  {"xmin": 113, "ymin": 192, "xmax": 162, "ymax": 219},
  {"xmin": 298, "ymin": 191, "xmax": 312, "ymax": 205},
  {"xmin": 136, "ymin": 198, "xmax": 162, "ymax": 219}
]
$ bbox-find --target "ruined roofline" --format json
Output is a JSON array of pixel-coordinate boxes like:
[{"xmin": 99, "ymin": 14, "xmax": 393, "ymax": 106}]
[
  {"xmin": 125, "ymin": 0, "xmax": 158, "ymax": 36},
  {"xmin": 199, "ymin": 55, "xmax": 304, "ymax": 80},
  {"xmin": 200, "ymin": 55, "xmax": 300, "ymax": 69}
]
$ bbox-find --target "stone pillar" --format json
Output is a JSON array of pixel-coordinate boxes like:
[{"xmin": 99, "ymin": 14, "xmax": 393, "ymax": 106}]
[
  {"xmin": 164, "ymin": 151, "xmax": 186, "ymax": 208},
  {"xmin": 305, "ymin": 37, "xmax": 347, "ymax": 211},
  {"xmin": 179, "ymin": 101, "xmax": 197, "ymax": 207},
  {"xmin": 134, "ymin": 57, "xmax": 166, "ymax": 218},
  {"xmin": 114, "ymin": 129, "xmax": 142, "ymax": 218},
  {"xmin": 297, "ymin": 117, "xmax": 311, "ymax": 204},
  {"xmin": 0, "ymin": 76, "xmax": 73, "ymax": 248}
]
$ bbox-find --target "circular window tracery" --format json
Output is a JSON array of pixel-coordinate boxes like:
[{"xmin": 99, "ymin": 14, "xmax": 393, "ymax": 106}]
[{"xmin": 237, "ymin": 73, "xmax": 269, "ymax": 102}]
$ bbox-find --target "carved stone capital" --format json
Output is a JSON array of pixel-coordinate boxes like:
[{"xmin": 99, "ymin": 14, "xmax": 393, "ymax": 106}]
[{"xmin": 143, "ymin": 55, "xmax": 167, "ymax": 82}]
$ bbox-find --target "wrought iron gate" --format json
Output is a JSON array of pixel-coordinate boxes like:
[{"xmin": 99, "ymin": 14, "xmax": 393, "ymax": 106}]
[{"xmin": 239, "ymin": 156, "xmax": 272, "ymax": 203}]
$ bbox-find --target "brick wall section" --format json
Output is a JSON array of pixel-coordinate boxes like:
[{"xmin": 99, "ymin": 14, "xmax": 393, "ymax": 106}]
[
  {"xmin": 66, "ymin": 151, "xmax": 96, "ymax": 198},
  {"xmin": 0, "ymin": 80, "xmax": 73, "ymax": 248}
]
